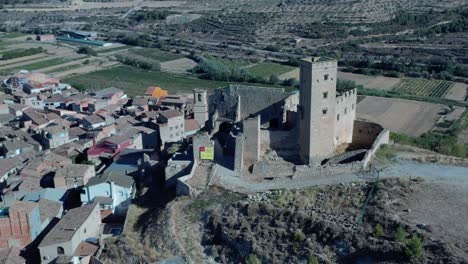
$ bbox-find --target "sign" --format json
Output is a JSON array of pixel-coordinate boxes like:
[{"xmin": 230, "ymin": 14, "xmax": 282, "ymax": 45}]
[{"xmin": 200, "ymin": 146, "xmax": 214, "ymax": 160}]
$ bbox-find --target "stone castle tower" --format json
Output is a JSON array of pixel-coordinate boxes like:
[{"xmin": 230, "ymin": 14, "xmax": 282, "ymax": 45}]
[
  {"xmin": 298, "ymin": 57, "xmax": 356, "ymax": 164},
  {"xmin": 193, "ymin": 89, "xmax": 209, "ymax": 128}
]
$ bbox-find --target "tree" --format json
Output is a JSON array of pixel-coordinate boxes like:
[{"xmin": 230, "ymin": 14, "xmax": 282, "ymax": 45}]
[
  {"xmin": 373, "ymin": 224, "xmax": 384, "ymax": 237},
  {"xmin": 395, "ymin": 226, "xmax": 407, "ymax": 242},
  {"xmin": 405, "ymin": 234, "xmax": 423, "ymax": 260},
  {"xmin": 245, "ymin": 254, "xmax": 261, "ymax": 264},
  {"xmin": 269, "ymin": 74, "xmax": 279, "ymax": 84},
  {"xmin": 77, "ymin": 46, "xmax": 96, "ymax": 56}
]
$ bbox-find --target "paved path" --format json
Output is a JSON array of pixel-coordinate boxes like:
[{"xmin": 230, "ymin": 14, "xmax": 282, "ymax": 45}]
[{"xmin": 214, "ymin": 161, "xmax": 468, "ymax": 193}]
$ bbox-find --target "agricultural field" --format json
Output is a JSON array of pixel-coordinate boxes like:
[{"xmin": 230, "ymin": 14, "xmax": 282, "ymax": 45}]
[
  {"xmin": 63, "ymin": 66, "xmax": 289, "ymax": 97},
  {"xmin": 129, "ymin": 48, "xmax": 184, "ymax": 62},
  {"xmin": 246, "ymin": 63, "xmax": 295, "ymax": 79},
  {"xmin": 392, "ymin": 79, "xmax": 454, "ymax": 98},
  {"xmin": 357, "ymin": 96, "xmax": 447, "ymax": 137}
]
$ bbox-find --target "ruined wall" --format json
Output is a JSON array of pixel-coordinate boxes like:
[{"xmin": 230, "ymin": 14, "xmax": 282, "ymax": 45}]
[
  {"xmin": 362, "ymin": 129, "xmax": 390, "ymax": 168},
  {"xmin": 292, "ymin": 161, "xmax": 364, "ymax": 179},
  {"xmin": 165, "ymin": 159, "xmax": 192, "ymax": 188},
  {"xmin": 234, "ymin": 133, "xmax": 244, "ymax": 173},
  {"xmin": 175, "ymin": 161, "xmax": 198, "ymax": 196},
  {"xmin": 192, "ymin": 132, "xmax": 214, "ymax": 162},
  {"xmin": 209, "ymin": 85, "xmax": 293, "ymax": 126},
  {"xmin": 243, "ymin": 116, "xmax": 260, "ymax": 166},
  {"xmin": 299, "ymin": 58, "xmax": 338, "ymax": 164},
  {"xmin": 335, "ymin": 89, "xmax": 357, "ymax": 146},
  {"xmin": 351, "ymin": 120, "xmax": 384, "ymax": 150}
]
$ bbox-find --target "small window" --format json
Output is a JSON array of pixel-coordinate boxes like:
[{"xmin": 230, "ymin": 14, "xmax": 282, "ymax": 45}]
[
  {"xmin": 324, "ymin": 74, "xmax": 329, "ymax": 81},
  {"xmin": 197, "ymin": 93, "xmax": 202, "ymax": 102},
  {"xmin": 169, "ymin": 134, "xmax": 173, "ymax": 138},
  {"xmin": 323, "ymin": 92, "xmax": 328, "ymax": 99},
  {"xmin": 337, "ymin": 114, "xmax": 340, "ymax": 121},
  {"xmin": 84, "ymin": 228, "xmax": 87, "ymax": 234},
  {"xmin": 170, "ymin": 127, "xmax": 173, "ymax": 131},
  {"xmin": 344, "ymin": 108, "xmax": 347, "ymax": 114},
  {"xmin": 352, "ymin": 104, "xmax": 355, "ymax": 110},
  {"xmin": 322, "ymin": 108, "xmax": 328, "ymax": 115}
]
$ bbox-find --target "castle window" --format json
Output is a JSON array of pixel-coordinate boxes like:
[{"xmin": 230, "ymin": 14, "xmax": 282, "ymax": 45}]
[
  {"xmin": 324, "ymin": 74, "xmax": 329, "ymax": 81},
  {"xmin": 337, "ymin": 114, "xmax": 340, "ymax": 121},
  {"xmin": 197, "ymin": 93, "xmax": 202, "ymax": 102},
  {"xmin": 322, "ymin": 108, "xmax": 328, "ymax": 115},
  {"xmin": 323, "ymin": 92, "xmax": 328, "ymax": 99}
]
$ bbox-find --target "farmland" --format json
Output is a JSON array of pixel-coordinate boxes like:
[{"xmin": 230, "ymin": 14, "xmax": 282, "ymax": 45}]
[
  {"xmin": 246, "ymin": 63, "xmax": 295, "ymax": 79},
  {"xmin": 392, "ymin": 79, "xmax": 454, "ymax": 98},
  {"xmin": 129, "ymin": 48, "xmax": 184, "ymax": 62},
  {"xmin": 62, "ymin": 66, "xmax": 289, "ymax": 97}
]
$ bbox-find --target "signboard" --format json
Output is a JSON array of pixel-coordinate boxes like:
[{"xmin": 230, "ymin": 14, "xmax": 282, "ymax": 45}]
[{"xmin": 200, "ymin": 146, "xmax": 214, "ymax": 160}]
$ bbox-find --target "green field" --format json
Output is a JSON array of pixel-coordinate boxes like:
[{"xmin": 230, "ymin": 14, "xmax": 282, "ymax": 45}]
[
  {"xmin": 45, "ymin": 63, "xmax": 82, "ymax": 74},
  {"xmin": 129, "ymin": 48, "xmax": 184, "ymax": 62},
  {"xmin": 392, "ymin": 79, "xmax": 454, "ymax": 98},
  {"xmin": 96, "ymin": 46, "xmax": 132, "ymax": 54},
  {"xmin": 0, "ymin": 58, "xmax": 68, "ymax": 75},
  {"xmin": 63, "ymin": 66, "xmax": 289, "ymax": 97},
  {"xmin": 0, "ymin": 32, "xmax": 28, "ymax": 39},
  {"xmin": 246, "ymin": 63, "xmax": 295, "ymax": 79}
]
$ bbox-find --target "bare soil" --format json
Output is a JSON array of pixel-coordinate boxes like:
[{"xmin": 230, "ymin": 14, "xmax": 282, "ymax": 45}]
[{"xmin": 357, "ymin": 96, "xmax": 446, "ymax": 137}]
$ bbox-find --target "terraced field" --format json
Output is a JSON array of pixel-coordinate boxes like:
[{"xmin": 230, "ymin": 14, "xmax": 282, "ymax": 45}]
[{"xmin": 392, "ymin": 79, "xmax": 454, "ymax": 98}]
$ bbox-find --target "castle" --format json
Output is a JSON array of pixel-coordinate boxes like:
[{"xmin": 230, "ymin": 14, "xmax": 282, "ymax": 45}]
[{"xmin": 298, "ymin": 57, "xmax": 357, "ymax": 164}]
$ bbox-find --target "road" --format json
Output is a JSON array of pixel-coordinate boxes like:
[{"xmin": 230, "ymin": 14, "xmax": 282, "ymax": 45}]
[{"xmin": 214, "ymin": 160, "xmax": 468, "ymax": 193}]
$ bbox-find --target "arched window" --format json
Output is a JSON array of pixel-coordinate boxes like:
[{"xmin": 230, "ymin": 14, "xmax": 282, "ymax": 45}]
[
  {"xmin": 197, "ymin": 93, "xmax": 202, "ymax": 102},
  {"xmin": 57, "ymin": 246, "xmax": 65, "ymax": 255}
]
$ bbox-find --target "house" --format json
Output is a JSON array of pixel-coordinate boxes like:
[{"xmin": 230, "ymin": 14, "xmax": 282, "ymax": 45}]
[
  {"xmin": 0, "ymin": 201, "xmax": 42, "ymax": 248},
  {"xmin": 0, "ymin": 157, "xmax": 24, "ymax": 183},
  {"xmin": 38, "ymin": 203, "xmax": 101, "ymax": 263},
  {"xmin": 184, "ymin": 119, "xmax": 201, "ymax": 138},
  {"xmin": 144, "ymin": 86, "xmax": 167, "ymax": 98},
  {"xmin": 91, "ymin": 88, "xmax": 126, "ymax": 106},
  {"xmin": 0, "ymin": 247, "xmax": 25, "ymax": 263},
  {"xmin": 54, "ymin": 164, "xmax": 95, "ymax": 188},
  {"xmin": 36, "ymin": 34, "xmax": 56, "ymax": 42},
  {"xmin": 22, "ymin": 108, "xmax": 59, "ymax": 129},
  {"xmin": 160, "ymin": 96, "xmax": 186, "ymax": 111},
  {"xmin": 40, "ymin": 123, "xmax": 70, "ymax": 149},
  {"xmin": 37, "ymin": 199, "xmax": 64, "ymax": 232},
  {"xmin": 87, "ymin": 133, "xmax": 136, "ymax": 162},
  {"xmin": 8, "ymin": 103, "xmax": 29, "ymax": 118},
  {"xmin": 81, "ymin": 114, "xmax": 114, "ymax": 130},
  {"xmin": 0, "ymin": 139, "xmax": 35, "ymax": 158},
  {"xmin": 81, "ymin": 171, "xmax": 134, "ymax": 216},
  {"xmin": 156, "ymin": 110, "xmax": 185, "ymax": 144}
]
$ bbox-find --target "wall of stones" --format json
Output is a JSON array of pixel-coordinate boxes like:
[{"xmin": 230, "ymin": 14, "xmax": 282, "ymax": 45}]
[
  {"xmin": 335, "ymin": 89, "xmax": 357, "ymax": 146},
  {"xmin": 362, "ymin": 129, "xmax": 390, "ymax": 168},
  {"xmin": 243, "ymin": 116, "xmax": 260, "ymax": 166},
  {"xmin": 351, "ymin": 120, "xmax": 384, "ymax": 150},
  {"xmin": 234, "ymin": 133, "xmax": 244, "ymax": 173},
  {"xmin": 176, "ymin": 161, "xmax": 198, "ymax": 196}
]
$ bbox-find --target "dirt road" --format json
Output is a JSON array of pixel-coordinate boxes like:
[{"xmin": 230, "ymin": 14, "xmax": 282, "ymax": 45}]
[{"xmin": 214, "ymin": 160, "xmax": 468, "ymax": 194}]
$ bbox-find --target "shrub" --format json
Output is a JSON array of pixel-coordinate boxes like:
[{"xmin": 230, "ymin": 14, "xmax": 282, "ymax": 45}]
[
  {"xmin": 292, "ymin": 230, "xmax": 306, "ymax": 242},
  {"xmin": 395, "ymin": 226, "xmax": 407, "ymax": 242},
  {"xmin": 1, "ymin": 47, "xmax": 44, "ymax": 60},
  {"xmin": 116, "ymin": 54, "xmax": 160, "ymax": 71},
  {"xmin": 245, "ymin": 254, "xmax": 261, "ymax": 264},
  {"xmin": 373, "ymin": 224, "xmax": 384, "ymax": 237},
  {"xmin": 404, "ymin": 234, "xmax": 423, "ymax": 260},
  {"xmin": 308, "ymin": 256, "xmax": 319, "ymax": 264},
  {"xmin": 77, "ymin": 46, "xmax": 96, "ymax": 56}
]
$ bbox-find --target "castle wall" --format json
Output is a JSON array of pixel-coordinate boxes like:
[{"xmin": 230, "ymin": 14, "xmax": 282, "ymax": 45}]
[
  {"xmin": 351, "ymin": 120, "xmax": 384, "ymax": 149},
  {"xmin": 243, "ymin": 116, "xmax": 260, "ymax": 166},
  {"xmin": 234, "ymin": 133, "xmax": 244, "ymax": 173},
  {"xmin": 334, "ymin": 89, "xmax": 357, "ymax": 146},
  {"xmin": 299, "ymin": 58, "xmax": 338, "ymax": 164}
]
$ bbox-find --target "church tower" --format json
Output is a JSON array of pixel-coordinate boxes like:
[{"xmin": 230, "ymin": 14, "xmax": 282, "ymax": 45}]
[
  {"xmin": 193, "ymin": 89, "xmax": 208, "ymax": 128},
  {"xmin": 298, "ymin": 57, "xmax": 338, "ymax": 164}
]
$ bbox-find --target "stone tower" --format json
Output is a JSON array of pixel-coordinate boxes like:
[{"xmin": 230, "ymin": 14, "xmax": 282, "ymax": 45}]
[
  {"xmin": 193, "ymin": 89, "xmax": 209, "ymax": 128},
  {"xmin": 298, "ymin": 57, "xmax": 338, "ymax": 164}
]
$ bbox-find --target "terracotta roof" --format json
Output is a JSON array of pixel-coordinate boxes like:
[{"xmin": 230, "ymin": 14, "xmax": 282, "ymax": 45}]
[
  {"xmin": 159, "ymin": 109, "xmax": 183, "ymax": 119},
  {"xmin": 39, "ymin": 203, "xmax": 99, "ymax": 247},
  {"xmin": 184, "ymin": 119, "xmax": 200, "ymax": 132},
  {"xmin": 74, "ymin": 241, "xmax": 99, "ymax": 257},
  {"xmin": 37, "ymin": 199, "xmax": 62, "ymax": 223}
]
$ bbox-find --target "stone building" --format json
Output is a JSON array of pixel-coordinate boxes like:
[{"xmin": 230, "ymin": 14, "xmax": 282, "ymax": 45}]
[
  {"xmin": 298, "ymin": 57, "xmax": 356, "ymax": 164},
  {"xmin": 193, "ymin": 89, "xmax": 209, "ymax": 128}
]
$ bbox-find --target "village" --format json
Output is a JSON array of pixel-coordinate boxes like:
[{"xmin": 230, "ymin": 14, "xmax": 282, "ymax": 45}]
[{"xmin": 0, "ymin": 52, "xmax": 399, "ymax": 263}]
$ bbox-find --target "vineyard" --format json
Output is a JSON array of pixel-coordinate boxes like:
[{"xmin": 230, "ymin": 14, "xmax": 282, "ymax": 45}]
[{"xmin": 392, "ymin": 79, "xmax": 454, "ymax": 98}]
